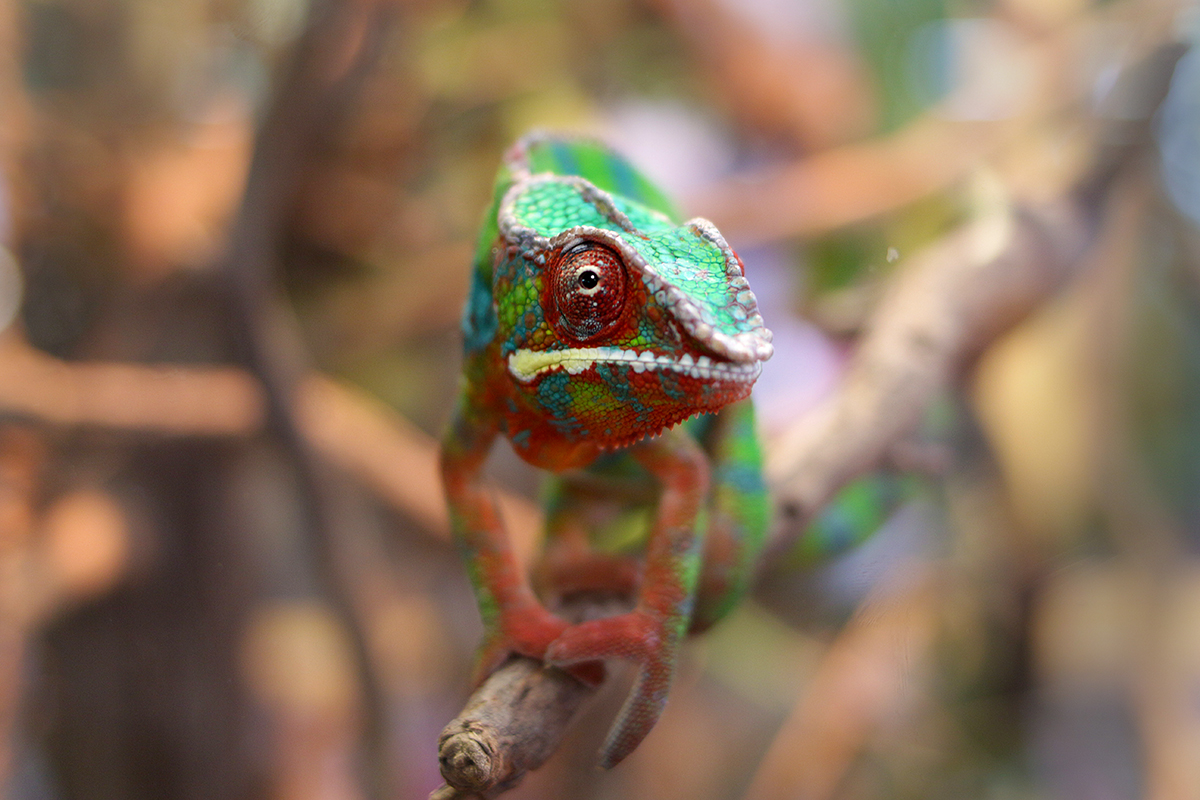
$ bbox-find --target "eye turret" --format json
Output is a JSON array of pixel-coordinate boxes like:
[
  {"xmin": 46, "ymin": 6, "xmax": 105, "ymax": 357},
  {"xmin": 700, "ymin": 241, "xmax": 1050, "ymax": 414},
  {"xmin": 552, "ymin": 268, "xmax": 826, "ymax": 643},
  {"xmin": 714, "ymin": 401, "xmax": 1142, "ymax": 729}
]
[{"xmin": 549, "ymin": 242, "xmax": 627, "ymax": 340}]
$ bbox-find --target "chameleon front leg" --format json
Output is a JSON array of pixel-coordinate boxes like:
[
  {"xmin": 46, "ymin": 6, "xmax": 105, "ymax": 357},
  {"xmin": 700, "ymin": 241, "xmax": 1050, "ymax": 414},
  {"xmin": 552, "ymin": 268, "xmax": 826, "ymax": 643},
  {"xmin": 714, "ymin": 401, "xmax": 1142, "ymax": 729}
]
[
  {"xmin": 544, "ymin": 427, "xmax": 709, "ymax": 768},
  {"xmin": 440, "ymin": 403, "xmax": 576, "ymax": 683}
]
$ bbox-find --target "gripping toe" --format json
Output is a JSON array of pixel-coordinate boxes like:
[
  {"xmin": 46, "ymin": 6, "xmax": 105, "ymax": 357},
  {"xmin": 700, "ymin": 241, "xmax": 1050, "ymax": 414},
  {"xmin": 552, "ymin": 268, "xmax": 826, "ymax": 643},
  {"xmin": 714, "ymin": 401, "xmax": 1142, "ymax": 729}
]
[{"xmin": 544, "ymin": 613, "xmax": 656, "ymax": 665}]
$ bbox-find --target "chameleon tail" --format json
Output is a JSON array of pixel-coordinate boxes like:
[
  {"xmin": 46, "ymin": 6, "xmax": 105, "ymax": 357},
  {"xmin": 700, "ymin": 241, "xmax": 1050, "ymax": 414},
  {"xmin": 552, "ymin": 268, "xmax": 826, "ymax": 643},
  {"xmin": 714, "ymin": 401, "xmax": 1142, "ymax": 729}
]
[
  {"xmin": 544, "ymin": 610, "xmax": 675, "ymax": 769},
  {"xmin": 598, "ymin": 660, "xmax": 671, "ymax": 769}
]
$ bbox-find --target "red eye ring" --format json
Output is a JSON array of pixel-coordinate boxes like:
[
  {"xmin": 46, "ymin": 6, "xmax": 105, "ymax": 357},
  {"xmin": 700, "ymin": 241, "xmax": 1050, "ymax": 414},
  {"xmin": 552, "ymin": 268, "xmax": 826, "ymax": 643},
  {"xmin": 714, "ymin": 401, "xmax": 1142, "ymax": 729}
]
[{"xmin": 549, "ymin": 242, "xmax": 628, "ymax": 341}]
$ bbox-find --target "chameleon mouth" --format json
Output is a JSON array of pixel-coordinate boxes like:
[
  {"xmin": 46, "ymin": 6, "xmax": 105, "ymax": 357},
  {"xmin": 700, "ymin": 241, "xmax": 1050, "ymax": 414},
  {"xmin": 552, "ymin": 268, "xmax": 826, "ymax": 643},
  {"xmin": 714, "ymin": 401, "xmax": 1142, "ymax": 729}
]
[{"xmin": 507, "ymin": 347, "xmax": 763, "ymax": 384}]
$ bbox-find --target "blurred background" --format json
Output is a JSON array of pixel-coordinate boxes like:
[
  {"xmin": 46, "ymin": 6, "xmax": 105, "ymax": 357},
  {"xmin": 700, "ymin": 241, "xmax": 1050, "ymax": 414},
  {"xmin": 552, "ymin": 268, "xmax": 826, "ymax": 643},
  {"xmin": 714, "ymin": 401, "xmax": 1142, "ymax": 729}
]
[{"xmin": 0, "ymin": 0, "xmax": 1198, "ymax": 798}]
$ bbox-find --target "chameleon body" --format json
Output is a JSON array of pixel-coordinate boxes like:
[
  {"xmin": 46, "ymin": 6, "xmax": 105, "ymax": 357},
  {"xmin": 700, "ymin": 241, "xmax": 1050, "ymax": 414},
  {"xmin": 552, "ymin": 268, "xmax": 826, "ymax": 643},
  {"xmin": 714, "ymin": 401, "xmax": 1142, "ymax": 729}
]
[{"xmin": 440, "ymin": 133, "xmax": 773, "ymax": 768}]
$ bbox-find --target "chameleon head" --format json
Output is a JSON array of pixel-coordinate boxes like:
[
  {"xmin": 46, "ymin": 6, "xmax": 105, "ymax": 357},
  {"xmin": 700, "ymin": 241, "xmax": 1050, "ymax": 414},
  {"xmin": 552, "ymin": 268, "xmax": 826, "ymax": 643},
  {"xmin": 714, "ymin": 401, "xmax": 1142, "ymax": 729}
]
[{"xmin": 491, "ymin": 169, "xmax": 773, "ymax": 459}]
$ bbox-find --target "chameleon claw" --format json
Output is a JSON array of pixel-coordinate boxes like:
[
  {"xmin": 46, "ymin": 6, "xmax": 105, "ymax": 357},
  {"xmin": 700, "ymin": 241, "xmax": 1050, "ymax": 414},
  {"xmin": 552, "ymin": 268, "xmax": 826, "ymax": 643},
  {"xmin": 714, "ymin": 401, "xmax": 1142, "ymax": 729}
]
[{"xmin": 544, "ymin": 611, "xmax": 680, "ymax": 768}]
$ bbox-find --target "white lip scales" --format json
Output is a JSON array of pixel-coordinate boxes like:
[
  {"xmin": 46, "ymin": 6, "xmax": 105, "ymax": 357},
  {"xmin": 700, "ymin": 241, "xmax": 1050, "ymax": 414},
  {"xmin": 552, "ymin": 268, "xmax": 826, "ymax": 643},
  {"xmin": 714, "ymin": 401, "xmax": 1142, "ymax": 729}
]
[{"xmin": 507, "ymin": 347, "xmax": 763, "ymax": 384}]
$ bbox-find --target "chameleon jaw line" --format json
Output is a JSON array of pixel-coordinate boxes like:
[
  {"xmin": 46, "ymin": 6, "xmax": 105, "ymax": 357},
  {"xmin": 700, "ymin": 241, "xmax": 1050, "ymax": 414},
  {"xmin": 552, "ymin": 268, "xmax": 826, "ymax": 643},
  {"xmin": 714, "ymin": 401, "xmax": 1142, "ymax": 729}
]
[{"xmin": 507, "ymin": 347, "xmax": 763, "ymax": 384}]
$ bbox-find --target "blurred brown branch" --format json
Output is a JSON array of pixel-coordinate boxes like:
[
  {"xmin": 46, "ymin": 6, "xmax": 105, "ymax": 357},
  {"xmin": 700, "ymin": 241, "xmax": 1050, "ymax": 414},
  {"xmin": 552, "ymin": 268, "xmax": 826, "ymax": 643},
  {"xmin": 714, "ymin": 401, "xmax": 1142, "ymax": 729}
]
[
  {"xmin": 765, "ymin": 191, "xmax": 1092, "ymax": 548},
  {"xmin": 0, "ymin": 332, "xmax": 543, "ymax": 558},
  {"xmin": 739, "ymin": 567, "xmax": 940, "ymax": 800},
  {"xmin": 646, "ymin": 0, "xmax": 874, "ymax": 148},
  {"xmin": 694, "ymin": 116, "xmax": 1004, "ymax": 244},
  {"xmin": 0, "ymin": 332, "xmax": 263, "ymax": 434},
  {"xmin": 213, "ymin": 1, "xmax": 401, "ymax": 795},
  {"xmin": 691, "ymin": 0, "xmax": 1184, "ymax": 243}
]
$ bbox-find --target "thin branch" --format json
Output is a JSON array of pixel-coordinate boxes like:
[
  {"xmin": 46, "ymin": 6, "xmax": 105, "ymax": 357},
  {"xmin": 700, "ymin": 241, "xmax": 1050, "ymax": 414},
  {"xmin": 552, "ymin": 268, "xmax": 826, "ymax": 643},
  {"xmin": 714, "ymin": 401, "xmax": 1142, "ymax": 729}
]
[
  {"xmin": 0, "ymin": 333, "xmax": 264, "ymax": 434},
  {"xmin": 764, "ymin": 193, "xmax": 1092, "ymax": 550},
  {"xmin": 764, "ymin": 41, "xmax": 1186, "ymax": 551},
  {"xmin": 211, "ymin": 1, "xmax": 397, "ymax": 796},
  {"xmin": 738, "ymin": 567, "xmax": 940, "ymax": 800},
  {"xmin": 688, "ymin": 1, "xmax": 1184, "ymax": 244},
  {"xmin": 693, "ymin": 115, "xmax": 1006, "ymax": 244}
]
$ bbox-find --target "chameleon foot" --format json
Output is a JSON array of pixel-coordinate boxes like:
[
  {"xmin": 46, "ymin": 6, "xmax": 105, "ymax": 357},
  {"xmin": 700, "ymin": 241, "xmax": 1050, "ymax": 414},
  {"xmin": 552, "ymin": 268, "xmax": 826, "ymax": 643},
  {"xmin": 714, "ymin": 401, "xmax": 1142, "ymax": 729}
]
[
  {"xmin": 475, "ymin": 605, "xmax": 605, "ymax": 687},
  {"xmin": 544, "ymin": 610, "xmax": 679, "ymax": 768}
]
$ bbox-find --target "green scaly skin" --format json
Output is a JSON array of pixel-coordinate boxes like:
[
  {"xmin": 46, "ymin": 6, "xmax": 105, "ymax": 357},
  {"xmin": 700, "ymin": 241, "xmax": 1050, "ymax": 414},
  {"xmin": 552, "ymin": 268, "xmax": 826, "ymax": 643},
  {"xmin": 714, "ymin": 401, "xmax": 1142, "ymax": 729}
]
[{"xmin": 440, "ymin": 132, "xmax": 773, "ymax": 768}]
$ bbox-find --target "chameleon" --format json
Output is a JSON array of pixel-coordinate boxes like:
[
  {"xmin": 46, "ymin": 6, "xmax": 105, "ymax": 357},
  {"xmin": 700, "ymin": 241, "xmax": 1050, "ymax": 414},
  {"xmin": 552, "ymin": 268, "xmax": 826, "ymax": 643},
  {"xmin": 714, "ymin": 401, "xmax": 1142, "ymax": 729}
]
[{"xmin": 440, "ymin": 132, "xmax": 774, "ymax": 769}]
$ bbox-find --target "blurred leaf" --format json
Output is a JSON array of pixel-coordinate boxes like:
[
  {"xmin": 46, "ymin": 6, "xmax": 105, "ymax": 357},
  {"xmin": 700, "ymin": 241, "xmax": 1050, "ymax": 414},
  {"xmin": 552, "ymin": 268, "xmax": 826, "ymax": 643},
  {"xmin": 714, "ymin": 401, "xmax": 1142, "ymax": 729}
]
[
  {"xmin": 1126, "ymin": 218, "xmax": 1200, "ymax": 533},
  {"xmin": 806, "ymin": 226, "xmax": 886, "ymax": 294},
  {"xmin": 1158, "ymin": 39, "xmax": 1200, "ymax": 226},
  {"xmin": 972, "ymin": 291, "xmax": 1094, "ymax": 542},
  {"xmin": 805, "ymin": 193, "xmax": 961, "ymax": 297},
  {"xmin": 843, "ymin": 0, "xmax": 947, "ymax": 131}
]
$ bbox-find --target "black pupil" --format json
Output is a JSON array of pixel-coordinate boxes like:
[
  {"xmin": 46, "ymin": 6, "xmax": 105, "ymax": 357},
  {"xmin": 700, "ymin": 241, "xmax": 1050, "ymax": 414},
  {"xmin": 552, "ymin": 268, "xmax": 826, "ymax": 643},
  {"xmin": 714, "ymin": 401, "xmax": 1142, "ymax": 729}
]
[{"xmin": 579, "ymin": 269, "xmax": 600, "ymax": 289}]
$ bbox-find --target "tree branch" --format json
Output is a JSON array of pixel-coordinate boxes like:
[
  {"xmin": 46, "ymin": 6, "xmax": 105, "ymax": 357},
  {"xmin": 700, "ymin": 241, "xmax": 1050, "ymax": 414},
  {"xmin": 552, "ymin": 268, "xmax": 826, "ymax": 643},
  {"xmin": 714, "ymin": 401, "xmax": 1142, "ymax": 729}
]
[
  {"xmin": 430, "ymin": 658, "xmax": 596, "ymax": 800},
  {"xmin": 429, "ymin": 593, "xmax": 629, "ymax": 799},
  {"xmin": 765, "ymin": 193, "xmax": 1092, "ymax": 550},
  {"xmin": 763, "ymin": 41, "xmax": 1186, "ymax": 551}
]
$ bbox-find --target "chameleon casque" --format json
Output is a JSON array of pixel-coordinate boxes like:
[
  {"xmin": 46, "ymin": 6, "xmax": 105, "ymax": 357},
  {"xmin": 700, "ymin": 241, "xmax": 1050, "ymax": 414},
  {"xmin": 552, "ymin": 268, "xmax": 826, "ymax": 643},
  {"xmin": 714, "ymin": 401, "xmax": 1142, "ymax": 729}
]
[{"xmin": 440, "ymin": 132, "xmax": 774, "ymax": 769}]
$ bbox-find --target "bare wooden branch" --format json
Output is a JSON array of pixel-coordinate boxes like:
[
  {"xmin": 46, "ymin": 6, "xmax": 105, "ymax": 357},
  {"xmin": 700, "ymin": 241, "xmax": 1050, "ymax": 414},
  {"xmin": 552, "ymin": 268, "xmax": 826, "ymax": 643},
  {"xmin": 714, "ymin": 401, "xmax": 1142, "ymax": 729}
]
[
  {"xmin": 430, "ymin": 593, "xmax": 630, "ymax": 798},
  {"xmin": 432, "ymin": 658, "xmax": 596, "ymax": 800},
  {"xmin": 763, "ymin": 40, "xmax": 1187, "ymax": 552},
  {"xmin": 764, "ymin": 195, "xmax": 1093, "ymax": 549},
  {"xmin": 0, "ymin": 336, "xmax": 545, "ymax": 560}
]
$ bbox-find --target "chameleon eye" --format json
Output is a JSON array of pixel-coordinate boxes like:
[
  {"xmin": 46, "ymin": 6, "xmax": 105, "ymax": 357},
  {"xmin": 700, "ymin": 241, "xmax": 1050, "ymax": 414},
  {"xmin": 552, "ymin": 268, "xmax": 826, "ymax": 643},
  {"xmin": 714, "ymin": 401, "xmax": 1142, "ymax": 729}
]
[{"xmin": 550, "ymin": 242, "xmax": 628, "ymax": 340}]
